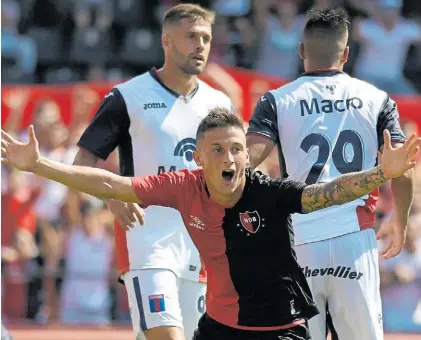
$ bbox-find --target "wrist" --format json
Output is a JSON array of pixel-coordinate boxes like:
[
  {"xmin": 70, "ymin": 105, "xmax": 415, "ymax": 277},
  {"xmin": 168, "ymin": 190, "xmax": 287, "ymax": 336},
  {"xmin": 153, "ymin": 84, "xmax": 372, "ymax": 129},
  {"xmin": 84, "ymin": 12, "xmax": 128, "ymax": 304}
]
[
  {"xmin": 32, "ymin": 156, "xmax": 47, "ymax": 174},
  {"xmin": 376, "ymin": 164, "xmax": 390, "ymax": 181}
]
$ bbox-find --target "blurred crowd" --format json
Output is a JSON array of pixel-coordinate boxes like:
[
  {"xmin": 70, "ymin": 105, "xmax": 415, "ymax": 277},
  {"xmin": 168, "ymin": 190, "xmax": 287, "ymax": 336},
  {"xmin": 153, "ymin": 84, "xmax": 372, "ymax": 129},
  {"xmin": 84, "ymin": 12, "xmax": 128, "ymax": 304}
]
[
  {"xmin": 1, "ymin": 0, "xmax": 421, "ymax": 333},
  {"xmin": 2, "ymin": 0, "xmax": 421, "ymax": 93}
]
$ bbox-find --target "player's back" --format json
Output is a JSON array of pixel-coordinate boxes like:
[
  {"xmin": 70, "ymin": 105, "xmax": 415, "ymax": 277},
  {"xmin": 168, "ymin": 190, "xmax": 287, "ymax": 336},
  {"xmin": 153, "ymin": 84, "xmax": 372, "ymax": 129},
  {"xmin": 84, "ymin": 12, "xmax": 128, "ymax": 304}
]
[
  {"xmin": 267, "ymin": 71, "xmax": 405, "ymax": 244},
  {"xmin": 78, "ymin": 69, "xmax": 232, "ymax": 280}
]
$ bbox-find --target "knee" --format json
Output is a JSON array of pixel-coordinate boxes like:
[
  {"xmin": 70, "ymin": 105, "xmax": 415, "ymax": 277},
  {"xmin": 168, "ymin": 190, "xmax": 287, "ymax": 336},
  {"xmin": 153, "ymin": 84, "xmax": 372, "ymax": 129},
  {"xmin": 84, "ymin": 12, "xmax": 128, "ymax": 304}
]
[{"xmin": 139, "ymin": 326, "xmax": 185, "ymax": 340}]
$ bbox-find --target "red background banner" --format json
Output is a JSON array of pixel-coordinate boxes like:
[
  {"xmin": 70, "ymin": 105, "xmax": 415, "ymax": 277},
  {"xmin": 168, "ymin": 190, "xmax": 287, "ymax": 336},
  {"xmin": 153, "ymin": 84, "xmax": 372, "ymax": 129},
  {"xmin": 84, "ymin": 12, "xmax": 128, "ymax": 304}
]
[{"xmin": 2, "ymin": 67, "xmax": 420, "ymax": 130}]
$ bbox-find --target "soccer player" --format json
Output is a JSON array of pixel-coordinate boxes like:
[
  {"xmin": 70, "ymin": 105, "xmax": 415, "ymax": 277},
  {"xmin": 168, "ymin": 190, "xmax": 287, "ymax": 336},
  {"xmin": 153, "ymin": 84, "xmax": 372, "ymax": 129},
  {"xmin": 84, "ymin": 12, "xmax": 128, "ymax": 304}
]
[
  {"xmin": 246, "ymin": 8, "xmax": 416, "ymax": 340},
  {"xmin": 2, "ymin": 108, "xmax": 420, "ymax": 340},
  {"xmin": 72, "ymin": 4, "xmax": 231, "ymax": 340}
]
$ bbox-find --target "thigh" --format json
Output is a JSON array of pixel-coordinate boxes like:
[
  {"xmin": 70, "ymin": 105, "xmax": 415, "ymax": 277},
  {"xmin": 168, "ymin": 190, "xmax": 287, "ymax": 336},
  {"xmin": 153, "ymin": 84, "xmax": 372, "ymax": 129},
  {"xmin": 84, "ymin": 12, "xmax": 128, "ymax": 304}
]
[
  {"xmin": 295, "ymin": 241, "xmax": 329, "ymax": 340},
  {"xmin": 329, "ymin": 229, "xmax": 383, "ymax": 340},
  {"xmin": 179, "ymin": 279, "xmax": 207, "ymax": 339},
  {"xmin": 122, "ymin": 269, "xmax": 183, "ymax": 338}
]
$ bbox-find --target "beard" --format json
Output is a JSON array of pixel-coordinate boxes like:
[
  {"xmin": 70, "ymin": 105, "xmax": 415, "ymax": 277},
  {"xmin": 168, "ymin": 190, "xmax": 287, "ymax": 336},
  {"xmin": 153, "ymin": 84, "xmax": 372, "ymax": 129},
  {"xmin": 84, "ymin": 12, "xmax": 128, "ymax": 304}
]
[{"xmin": 172, "ymin": 45, "xmax": 206, "ymax": 75}]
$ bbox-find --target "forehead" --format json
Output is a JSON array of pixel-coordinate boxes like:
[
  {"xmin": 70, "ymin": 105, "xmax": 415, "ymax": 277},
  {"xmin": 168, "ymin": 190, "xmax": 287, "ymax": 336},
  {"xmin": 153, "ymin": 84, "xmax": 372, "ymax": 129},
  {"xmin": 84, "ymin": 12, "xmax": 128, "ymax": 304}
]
[
  {"xmin": 201, "ymin": 127, "xmax": 245, "ymax": 146},
  {"xmin": 172, "ymin": 17, "xmax": 212, "ymax": 35}
]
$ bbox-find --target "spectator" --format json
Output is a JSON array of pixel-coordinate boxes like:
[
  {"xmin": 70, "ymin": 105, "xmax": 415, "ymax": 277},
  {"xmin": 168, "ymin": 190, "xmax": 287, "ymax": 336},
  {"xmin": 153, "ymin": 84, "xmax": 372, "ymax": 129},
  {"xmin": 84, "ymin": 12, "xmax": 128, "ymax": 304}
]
[
  {"xmin": 255, "ymin": 0, "xmax": 304, "ymax": 79},
  {"xmin": 352, "ymin": 0, "xmax": 421, "ymax": 94},
  {"xmin": 59, "ymin": 201, "xmax": 114, "ymax": 325},
  {"xmin": 74, "ymin": 0, "xmax": 113, "ymax": 30},
  {"xmin": 1, "ymin": 167, "xmax": 39, "ymax": 321},
  {"xmin": 1, "ymin": 0, "xmax": 37, "ymax": 82}
]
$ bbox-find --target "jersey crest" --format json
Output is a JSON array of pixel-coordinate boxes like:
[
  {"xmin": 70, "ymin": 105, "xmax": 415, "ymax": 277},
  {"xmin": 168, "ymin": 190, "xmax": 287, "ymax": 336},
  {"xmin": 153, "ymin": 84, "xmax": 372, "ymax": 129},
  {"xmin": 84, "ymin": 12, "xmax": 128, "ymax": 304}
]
[{"xmin": 239, "ymin": 211, "xmax": 261, "ymax": 234}]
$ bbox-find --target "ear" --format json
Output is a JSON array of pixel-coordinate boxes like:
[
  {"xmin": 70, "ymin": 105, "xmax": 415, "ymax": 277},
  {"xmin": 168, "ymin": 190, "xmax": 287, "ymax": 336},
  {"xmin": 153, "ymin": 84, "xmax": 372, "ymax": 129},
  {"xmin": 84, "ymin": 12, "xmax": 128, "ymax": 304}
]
[
  {"xmin": 193, "ymin": 150, "xmax": 203, "ymax": 167},
  {"xmin": 162, "ymin": 32, "xmax": 169, "ymax": 49},
  {"xmin": 299, "ymin": 41, "xmax": 305, "ymax": 60},
  {"xmin": 341, "ymin": 46, "xmax": 349, "ymax": 65}
]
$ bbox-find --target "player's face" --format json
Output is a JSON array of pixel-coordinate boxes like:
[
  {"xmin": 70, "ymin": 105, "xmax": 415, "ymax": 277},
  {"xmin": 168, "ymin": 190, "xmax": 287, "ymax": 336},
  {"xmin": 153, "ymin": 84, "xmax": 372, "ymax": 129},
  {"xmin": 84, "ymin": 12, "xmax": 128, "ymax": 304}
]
[
  {"xmin": 195, "ymin": 127, "xmax": 249, "ymax": 200},
  {"xmin": 166, "ymin": 18, "xmax": 212, "ymax": 75}
]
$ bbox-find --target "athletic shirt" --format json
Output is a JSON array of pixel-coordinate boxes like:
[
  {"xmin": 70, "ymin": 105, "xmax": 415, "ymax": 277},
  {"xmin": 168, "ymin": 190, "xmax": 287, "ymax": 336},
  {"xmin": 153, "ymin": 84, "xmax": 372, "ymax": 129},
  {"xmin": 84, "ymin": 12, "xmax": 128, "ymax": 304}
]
[
  {"xmin": 248, "ymin": 70, "xmax": 406, "ymax": 245},
  {"xmin": 132, "ymin": 168, "xmax": 318, "ymax": 329},
  {"xmin": 77, "ymin": 69, "xmax": 232, "ymax": 281}
]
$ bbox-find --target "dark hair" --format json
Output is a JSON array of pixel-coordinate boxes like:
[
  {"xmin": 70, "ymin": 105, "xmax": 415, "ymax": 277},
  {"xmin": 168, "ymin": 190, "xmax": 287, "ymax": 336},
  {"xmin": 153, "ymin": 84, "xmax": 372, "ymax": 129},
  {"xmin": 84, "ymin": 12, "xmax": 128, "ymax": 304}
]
[
  {"xmin": 304, "ymin": 8, "xmax": 350, "ymax": 37},
  {"xmin": 163, "ymin": 3, "xmax": 215, "ymax": 26},
  {"xmin": 196, "ymin": 107, "xmax": 244, "ymax": 141}
]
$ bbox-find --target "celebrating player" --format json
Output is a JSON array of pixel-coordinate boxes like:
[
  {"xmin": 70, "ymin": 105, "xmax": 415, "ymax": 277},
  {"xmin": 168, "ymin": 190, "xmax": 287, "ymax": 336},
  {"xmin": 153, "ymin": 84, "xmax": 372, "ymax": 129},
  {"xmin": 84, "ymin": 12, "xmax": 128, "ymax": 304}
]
[
  {"xmin": 2, "ymin": 108, "xmax": 420, "ymax": 340},
  {"xmin": 246, "ymin": 8, "xmax": 415, "ymax": 340},
  {"xmin": 72, "ymin": 4, "xmax": 231, "ymax": 340}
]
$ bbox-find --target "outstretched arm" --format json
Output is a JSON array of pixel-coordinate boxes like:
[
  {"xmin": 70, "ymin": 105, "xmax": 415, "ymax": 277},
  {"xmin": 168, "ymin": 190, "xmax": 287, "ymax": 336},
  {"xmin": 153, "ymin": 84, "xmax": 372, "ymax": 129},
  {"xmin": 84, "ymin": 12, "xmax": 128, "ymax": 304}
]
[
  {"xmin": 301, "ymin": 165, "xmax": 387, "ymax": 213},
  {"xmin": 301, "ymin": 130, "xmax": 420, "ymax": 214},
  {"xmin": 33, "ymin": 157, "xmax": 139, "ymax": 203},
  {"xmin": 1, "ymin": 127, "xmax": 140, "ymax": 203}
]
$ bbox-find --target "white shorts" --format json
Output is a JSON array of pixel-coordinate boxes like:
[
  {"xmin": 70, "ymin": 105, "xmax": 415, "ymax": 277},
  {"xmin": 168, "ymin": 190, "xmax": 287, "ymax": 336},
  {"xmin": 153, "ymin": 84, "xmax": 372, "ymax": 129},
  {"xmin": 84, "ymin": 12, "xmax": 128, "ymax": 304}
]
[
  {"xmin": 122, "ymin": 269, "xmax": 206, "ymax": 339},
  {"xmin": 295, "ymin": 229, "xmax": 383, "ymax": 340}
]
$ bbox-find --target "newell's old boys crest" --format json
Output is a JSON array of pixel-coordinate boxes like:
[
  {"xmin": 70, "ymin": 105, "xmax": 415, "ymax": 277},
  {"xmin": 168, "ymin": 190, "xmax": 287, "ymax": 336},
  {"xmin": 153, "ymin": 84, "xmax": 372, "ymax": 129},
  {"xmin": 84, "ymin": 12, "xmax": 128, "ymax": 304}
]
[{"xmin": 239, "ymin": 211, "xmax": 261, "ymax": 233}]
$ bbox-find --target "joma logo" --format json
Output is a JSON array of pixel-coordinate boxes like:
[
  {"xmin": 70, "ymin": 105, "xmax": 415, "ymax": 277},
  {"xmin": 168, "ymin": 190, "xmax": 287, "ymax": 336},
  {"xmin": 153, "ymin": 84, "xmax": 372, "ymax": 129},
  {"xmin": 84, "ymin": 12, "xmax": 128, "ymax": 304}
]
[{"xmin": 144, "ymin": 102, "xmax": 167, "ymax": 110}]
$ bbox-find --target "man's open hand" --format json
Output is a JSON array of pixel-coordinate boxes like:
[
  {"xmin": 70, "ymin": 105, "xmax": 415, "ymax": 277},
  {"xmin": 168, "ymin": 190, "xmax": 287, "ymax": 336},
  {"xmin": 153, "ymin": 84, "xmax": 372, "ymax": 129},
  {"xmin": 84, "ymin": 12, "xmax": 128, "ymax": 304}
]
[
  {"xmin": 381, "ymin": 130, "xmax": 421, "ymax": 179},
  {"xmin": 1, "ymin": 126, "xmax": 40, "ymax": 172}
]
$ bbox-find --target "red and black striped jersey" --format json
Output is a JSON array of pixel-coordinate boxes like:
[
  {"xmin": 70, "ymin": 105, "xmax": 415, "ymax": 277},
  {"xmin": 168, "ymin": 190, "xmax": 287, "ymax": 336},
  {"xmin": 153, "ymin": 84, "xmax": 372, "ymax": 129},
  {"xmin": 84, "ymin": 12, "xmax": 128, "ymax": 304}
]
[{"xmin": 132, "ymin": 168, "xmax": 319, "ymax": 330}]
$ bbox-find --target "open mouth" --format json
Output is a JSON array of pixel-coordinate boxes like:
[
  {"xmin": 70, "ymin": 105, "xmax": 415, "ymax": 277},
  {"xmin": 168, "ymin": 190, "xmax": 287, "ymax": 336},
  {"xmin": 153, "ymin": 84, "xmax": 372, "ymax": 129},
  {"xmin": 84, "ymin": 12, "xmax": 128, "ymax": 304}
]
[
  {"xmin": 192, "ymin": 55, "xmax": 204, "ymax": 62},
  {"xmin": 221, "ymin": 169, "xmax": 235, "ymax": 183}
]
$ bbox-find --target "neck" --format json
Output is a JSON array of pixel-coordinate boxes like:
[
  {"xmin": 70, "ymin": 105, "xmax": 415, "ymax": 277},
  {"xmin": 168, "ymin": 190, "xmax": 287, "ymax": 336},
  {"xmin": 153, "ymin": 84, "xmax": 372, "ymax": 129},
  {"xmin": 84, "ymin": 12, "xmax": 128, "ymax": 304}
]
[
  {"xmin": 157, "ymin": 62, "xmax": 198, "ymax": 96},
  {"xmin": 206, "ymin": 173, "xmax": 246, "ymax": 207},
  {"xmin": 304, "ymin": 63, "xmax": 343, "ymax": 73}
]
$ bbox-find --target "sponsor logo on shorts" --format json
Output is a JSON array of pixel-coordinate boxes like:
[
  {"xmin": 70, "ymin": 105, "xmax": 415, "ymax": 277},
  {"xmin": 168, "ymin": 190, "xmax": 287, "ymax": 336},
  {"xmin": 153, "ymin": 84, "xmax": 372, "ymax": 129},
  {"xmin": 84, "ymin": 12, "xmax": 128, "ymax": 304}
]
[
  {"xmin": 301, "ymin": 266, "xmax": 364, "ymax": 280},
  {"xmin": 148, "ymin": 294, "xmax": 166, "ymax": 313}
]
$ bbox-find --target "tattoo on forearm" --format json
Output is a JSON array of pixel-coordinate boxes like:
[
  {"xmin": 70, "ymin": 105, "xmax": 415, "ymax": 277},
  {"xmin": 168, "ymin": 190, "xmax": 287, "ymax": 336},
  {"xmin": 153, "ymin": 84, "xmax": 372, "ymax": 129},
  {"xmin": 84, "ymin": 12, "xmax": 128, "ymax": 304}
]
[{"xmin": 302, "ymin": 165, "xmax": 388, "ymax": 213}]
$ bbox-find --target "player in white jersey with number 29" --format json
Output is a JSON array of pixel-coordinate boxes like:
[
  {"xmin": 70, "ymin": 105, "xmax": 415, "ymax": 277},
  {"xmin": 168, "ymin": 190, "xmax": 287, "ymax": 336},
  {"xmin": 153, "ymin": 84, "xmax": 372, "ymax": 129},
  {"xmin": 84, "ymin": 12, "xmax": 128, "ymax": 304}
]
[
  {"xmin": 73, "ymin": 4, "xmax": 231, "ymax": 340},
  {"xmin": 246, "ymin": 8, "xmax": 415, "ymax": 340}
]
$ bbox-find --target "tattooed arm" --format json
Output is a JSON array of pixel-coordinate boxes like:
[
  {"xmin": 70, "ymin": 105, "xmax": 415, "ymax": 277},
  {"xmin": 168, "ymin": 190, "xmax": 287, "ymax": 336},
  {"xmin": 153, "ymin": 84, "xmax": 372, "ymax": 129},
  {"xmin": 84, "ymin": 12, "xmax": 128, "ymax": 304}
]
[{"xmin": 301, "ymin": 165, "xmax": 388, "ymax": 213}]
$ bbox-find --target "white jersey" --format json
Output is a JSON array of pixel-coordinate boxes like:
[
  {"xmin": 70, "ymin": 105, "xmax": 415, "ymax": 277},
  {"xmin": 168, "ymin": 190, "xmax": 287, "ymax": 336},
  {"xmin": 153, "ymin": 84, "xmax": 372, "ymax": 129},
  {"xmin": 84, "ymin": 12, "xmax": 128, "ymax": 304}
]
[
  {"xmin": 78, "ymin": 69, "xmax": 232, "ymax": 281},
  {"xmin": 248, "ymin": 70, "xmax": 406, "ymax": 245}
]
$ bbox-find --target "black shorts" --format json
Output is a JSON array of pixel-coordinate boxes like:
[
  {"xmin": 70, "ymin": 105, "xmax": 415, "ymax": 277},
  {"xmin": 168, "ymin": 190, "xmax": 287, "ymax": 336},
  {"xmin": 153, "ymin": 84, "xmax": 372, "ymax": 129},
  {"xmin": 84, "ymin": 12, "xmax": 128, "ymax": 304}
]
[{"xmin": 193, "ymin": 314, "xmax": 311, "ymax": 340}]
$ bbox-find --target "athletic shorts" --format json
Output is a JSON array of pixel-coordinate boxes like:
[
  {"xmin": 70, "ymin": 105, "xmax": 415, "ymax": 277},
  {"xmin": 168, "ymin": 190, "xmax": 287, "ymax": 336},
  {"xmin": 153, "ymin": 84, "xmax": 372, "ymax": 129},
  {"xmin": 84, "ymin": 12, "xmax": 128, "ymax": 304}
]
[
  {"xmin": 193, "ymin": 314, "xmax": 311, "ymax": 340},
  {"xmin": 295, "ymin": 229, "xmax": 383, "ymax": 340},
  {"xmin": 122, "ymin": 269, "xmax": 206, "ymax": 339}
]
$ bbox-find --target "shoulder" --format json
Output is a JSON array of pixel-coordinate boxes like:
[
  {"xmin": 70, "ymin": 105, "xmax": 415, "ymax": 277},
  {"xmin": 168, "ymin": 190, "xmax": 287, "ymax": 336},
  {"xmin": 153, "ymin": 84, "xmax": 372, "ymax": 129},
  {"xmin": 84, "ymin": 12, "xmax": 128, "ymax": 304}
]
[
  {"xmin": 197, "ymin": 80, "xmax": 232, "ymax": 108},
  {"xmin": 114, "ymin": 72, "xmax": 155, "ymax": 99},
  {"xmin": 347, "ymin": 76, "xmax": 389, "ymax": 107}
]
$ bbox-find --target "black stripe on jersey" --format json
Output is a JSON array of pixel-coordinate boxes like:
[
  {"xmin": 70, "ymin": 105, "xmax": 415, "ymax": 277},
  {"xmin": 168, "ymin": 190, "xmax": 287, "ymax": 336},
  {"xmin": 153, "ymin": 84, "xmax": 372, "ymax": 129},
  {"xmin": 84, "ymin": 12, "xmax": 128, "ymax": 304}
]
[
  {"xmin": 149, "ymin": 68, "xmax": 199, "ymax": 99},
  {"xmin": 247, "ymin": 92, "xmax": 288, "ymax": 178},
  {"xmin": 299, "ymin": 70, "xmax": 344, "ymax": 77},
  {"xmin": 77, "ymin": 88, "xmax": 135, "ymax": 176},
  {"xmin": 376, "ymin": 95, "xmax": 407, "ymax": 150}
]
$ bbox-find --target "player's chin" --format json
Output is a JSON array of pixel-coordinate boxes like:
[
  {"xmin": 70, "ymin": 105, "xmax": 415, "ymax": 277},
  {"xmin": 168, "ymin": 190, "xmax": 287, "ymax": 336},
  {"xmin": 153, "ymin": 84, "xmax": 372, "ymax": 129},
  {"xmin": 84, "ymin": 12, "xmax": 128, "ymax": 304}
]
[{"xmin": 187, "ymin": 61, "xmax": 205, "ymax": 74}]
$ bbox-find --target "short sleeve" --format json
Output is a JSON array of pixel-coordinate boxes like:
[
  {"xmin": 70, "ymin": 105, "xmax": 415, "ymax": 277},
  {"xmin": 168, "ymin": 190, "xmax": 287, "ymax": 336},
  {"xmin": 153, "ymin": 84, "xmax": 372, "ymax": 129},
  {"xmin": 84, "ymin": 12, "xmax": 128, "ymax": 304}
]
[
  {"xmin": 77, "ymin": 88, "xmax": 130, "ymax": 160},
  {"xmin": 376, "ymin": 95, "xmax": 407, "ymax": 150},
  {"xmin": 131, "ymin": 170, "xmax": 190, "ymax": 210},
  {"xmin": 247, "ymin": 92, "xmax": 279, "ymax": 143},
  {"xmin": 270, "ymin": 178, "xmax": 307, "ymax": 214}
]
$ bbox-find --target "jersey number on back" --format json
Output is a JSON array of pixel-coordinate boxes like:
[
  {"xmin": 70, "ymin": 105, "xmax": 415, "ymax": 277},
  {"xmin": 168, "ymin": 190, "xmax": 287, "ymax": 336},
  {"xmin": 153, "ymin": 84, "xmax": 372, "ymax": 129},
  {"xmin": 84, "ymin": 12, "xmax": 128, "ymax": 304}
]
[{"xmin": 300, "ymin": 130, "xmax": 364, "ymax": 184}]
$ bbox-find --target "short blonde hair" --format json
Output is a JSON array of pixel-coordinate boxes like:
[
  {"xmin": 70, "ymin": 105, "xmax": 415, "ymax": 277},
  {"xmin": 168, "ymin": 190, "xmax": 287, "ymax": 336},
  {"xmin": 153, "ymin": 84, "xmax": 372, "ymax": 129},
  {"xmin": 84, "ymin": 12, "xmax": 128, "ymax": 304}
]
[{"xmin": 163, "ymin": 3, "xmax": 215, "ymax": 26}]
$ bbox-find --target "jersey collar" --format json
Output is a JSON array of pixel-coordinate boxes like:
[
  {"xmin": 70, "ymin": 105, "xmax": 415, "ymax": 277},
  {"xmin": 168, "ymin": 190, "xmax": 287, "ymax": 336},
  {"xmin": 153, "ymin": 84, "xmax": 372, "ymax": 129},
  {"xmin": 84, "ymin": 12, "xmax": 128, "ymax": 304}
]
[
  {"xmin": 149, "ymin": 67, "xmax": 199, "ymax": 100},
  {"xmin": 300, "ymin": 69, "xmax": 345, "ymax": 77}
]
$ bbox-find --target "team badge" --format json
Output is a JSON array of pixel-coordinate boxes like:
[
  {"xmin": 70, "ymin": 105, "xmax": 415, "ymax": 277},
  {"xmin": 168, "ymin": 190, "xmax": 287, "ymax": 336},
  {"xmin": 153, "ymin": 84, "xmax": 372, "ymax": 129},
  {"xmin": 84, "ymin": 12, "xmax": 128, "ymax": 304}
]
[
  {"xmin": 326, "ymin": 84, "xmax": 336, "ymax": 94},
  {"xmin": 148, "ymin": 294, "xmax": 166, "ymax": 313},
  {"xmin": 239, "ymin": 211, "xmax": 261, "ymax": 234}
]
